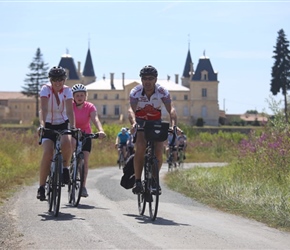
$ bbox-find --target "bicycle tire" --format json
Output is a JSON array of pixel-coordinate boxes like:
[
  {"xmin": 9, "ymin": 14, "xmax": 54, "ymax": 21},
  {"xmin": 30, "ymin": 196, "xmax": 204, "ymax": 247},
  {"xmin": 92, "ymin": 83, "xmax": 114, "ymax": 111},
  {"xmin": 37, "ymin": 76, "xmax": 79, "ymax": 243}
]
[
  {"xmin": 138, "ymin": 171, "xmax": 146, "ymax": 215},
  {"xmin": 73, "ymin": 155, "xmax": 84, "ymax": 207},
  {"xmin": 178, "ymin": 150, "xmax": 184, "ymax": 169},
  {"xmin": 53, "ymin": 154, "xmax": 62, "ymax": 217},
  {"xmin": 47, "ymin": 169, "xmax": 53, "ymax": 212},
  {"xmin": 148, "ymin": 158, "xmax": 159, "ymax": 221}
]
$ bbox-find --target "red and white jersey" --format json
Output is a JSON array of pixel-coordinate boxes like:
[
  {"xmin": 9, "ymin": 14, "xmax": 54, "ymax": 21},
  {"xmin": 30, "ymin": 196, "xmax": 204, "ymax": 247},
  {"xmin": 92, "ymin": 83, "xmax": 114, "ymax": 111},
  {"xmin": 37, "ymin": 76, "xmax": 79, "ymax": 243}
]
[
  {"xmin": 40, "ymin": 84, "xmax": 73, "ymax": 125},
  {"xmin": 129, "ymin": 83, "xmax": 171, "ymax": 121}
]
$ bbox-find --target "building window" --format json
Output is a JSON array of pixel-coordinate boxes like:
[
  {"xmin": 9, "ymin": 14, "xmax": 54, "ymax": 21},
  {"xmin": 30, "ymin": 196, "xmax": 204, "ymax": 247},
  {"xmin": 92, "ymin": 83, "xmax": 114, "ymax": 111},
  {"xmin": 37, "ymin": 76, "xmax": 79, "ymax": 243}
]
[
  {"xmin": 114, "ymin": 105, "xmax": 120, "ymax": 115},
  {"xmin": 115, "ymin": 94, "xmax": 119, "ymax": 100},
  {"xmin": 94, "ymin": 94, "xmax": 98, "ymax": 99},
  {"xmin": 183, "ymin": 106, "xmax": 189, "ymax": 116},
  {"xmin": 172, "ymin": 95, "xmax": 177, "ymax": 101},
  {"xmin": 104, "ymin": 94, "xmax": 108, "ymax": 100},
  {"xmin": 27, "ymin": 105, "xmax": 30, "ymax": 109},
  {"xmin": 184, "ymin": 95, "xmax": 188, "ymax": 100},
  {"xmin": 102, "ymin": 105, "xmax": 107, "ymax": 115},
  {"xmin": 201, "ymin": 70, "xmax": 208, "ymax": 81},
  {"xmin": 202, "ymin": 88, "xmax": 207, "ymax": 97}
]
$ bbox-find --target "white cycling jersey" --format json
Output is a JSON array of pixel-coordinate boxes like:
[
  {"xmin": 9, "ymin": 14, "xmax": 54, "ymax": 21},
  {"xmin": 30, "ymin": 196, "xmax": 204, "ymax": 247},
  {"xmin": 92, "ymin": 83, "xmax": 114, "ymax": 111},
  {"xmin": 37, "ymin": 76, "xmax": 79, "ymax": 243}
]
[
  {"xmin": 40, "ymin": 84, "xmax": 73, "ymax": 125},
  {"xmin": 129, "ymin": 83, "xmax": 171, "ymax": 121}
]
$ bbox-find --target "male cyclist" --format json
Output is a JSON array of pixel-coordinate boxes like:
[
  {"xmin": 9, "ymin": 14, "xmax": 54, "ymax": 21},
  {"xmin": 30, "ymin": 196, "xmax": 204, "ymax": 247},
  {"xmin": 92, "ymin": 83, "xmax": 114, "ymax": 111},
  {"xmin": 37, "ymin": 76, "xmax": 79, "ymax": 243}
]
[
  {"xmin": 115, "ymin": 128, "xmax": 130, "ymax": 163},
  {"xmin": 128, "ymin": 65, "xmax": 178, "ymax": 194},
  {"xmin": 176, "ymin": 131, "xmax": 187, "ymax": 161}
]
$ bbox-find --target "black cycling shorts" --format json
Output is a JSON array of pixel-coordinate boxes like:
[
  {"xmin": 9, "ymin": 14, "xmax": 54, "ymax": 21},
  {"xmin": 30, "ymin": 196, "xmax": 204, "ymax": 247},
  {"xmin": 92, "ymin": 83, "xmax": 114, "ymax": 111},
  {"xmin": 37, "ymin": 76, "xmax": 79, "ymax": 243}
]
[
  {"xmin": 82, "ymin": 137, "xmax": 92, "ymax": 153},
  {"xmin": 43, "ymin": 120, "xmax": 69, "ymax": 143}
]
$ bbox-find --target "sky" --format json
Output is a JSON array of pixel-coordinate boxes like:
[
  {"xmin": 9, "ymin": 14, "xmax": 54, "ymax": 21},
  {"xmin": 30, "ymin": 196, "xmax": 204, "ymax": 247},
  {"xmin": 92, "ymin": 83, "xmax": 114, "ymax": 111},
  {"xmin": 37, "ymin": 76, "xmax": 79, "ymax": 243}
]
[{"xmin": 1, "ymin": 0, "xmax": 290, "ymax": 115}]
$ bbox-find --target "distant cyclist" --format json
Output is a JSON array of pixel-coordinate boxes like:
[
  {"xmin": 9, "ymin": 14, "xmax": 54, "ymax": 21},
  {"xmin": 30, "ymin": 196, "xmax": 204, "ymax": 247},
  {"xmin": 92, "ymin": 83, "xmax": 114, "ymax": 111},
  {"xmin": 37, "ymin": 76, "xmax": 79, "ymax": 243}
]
[
  {"xmin": 166, "ymin": 132, "xmax": 178, "ymax": 167},
  {"xmin": 128, "ymin": 65, "xmax": 179, "ymax": 195},
  {"xmin": 115, "ymin": 127, "xmax": 130, "ymax": 163},
  {"xmin": 176, "ymin": 131, "xmax": 187, "ymax": 160},
  {"xmin": 72, "ymin": 83, "xmax": 106, "ymax": 197},
  {"xmin": 126, "ymin": 128, "xmax": 135, "ymax": 158},
  {"xmin": 37, "ymin": 66, "xmax": 75, "ymax": 201}
]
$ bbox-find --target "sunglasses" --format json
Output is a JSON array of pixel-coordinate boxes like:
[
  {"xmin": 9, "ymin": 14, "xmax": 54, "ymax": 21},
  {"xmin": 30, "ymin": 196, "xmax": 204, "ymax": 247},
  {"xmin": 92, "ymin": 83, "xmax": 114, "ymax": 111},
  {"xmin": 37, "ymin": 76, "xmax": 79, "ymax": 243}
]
[
  {"xmin": 51, "ymin": 78, "xmax": 65, "ymax": 82},
  {"xmin": 141, "ymin": 76, "xmax": 156, "ymax": 81}
]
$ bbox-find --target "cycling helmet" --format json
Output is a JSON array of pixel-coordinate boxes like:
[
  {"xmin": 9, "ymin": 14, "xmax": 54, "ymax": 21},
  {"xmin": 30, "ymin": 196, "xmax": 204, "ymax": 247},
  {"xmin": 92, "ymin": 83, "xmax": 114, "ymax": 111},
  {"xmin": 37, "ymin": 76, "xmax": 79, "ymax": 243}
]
[
  {"xmin": 121, "ymin": 127, "xmax": 127, "ymax": 132},
  {"xmin": 139, "ymin": 65, "xmax": 158, "ymax": 77},
  {"xmin": 72, "ymin": 83, "xmax": 87, "ymax": 93},
  {"xmin": 48, "ymin": 66, "xmax": 67, "ymax": 78}
]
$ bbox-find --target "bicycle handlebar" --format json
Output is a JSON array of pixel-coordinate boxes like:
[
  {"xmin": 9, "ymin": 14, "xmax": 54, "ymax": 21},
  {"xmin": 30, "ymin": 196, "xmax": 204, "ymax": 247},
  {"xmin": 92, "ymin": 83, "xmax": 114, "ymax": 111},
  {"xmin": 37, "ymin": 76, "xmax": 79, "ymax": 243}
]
[
  {"xmin": 132, "ymin": 123, "xmax": 178, "ymax": 144},
  {"xmin": 38, "ymin": 127, "xmax": 76, "ymax": 145}
]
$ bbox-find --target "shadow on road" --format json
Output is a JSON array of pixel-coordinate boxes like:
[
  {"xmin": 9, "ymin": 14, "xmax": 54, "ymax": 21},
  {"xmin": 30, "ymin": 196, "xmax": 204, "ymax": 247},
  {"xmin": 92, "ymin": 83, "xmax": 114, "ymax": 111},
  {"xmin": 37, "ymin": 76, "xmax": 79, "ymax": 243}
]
[{"xmin": 123, "ymin": 213, "xmax": 190, "ymax": 226}]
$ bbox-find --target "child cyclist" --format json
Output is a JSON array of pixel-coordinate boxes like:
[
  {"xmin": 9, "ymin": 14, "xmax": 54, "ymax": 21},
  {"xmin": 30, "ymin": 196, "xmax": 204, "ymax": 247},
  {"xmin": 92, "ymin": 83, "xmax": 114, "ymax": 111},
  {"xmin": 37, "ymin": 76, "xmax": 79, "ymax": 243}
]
[{"xmin": 72, "ymin": 83, "xmax": 106, "ymax": 197}]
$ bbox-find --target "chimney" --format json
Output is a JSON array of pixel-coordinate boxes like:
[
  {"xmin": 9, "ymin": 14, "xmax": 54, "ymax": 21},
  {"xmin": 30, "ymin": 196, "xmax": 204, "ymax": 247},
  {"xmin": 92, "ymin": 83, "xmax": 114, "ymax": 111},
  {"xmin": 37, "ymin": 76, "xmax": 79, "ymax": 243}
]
[
  {"xmin": 122, "ymin": 72, "xmax": 125, "ymax": 89},
  {"xmin": 77, "ymin": 61, "xmax": 81, "ymax": 74},
  {"xmin": 110, "ymin": 73, "xmax": 115, "ymax": 89},
  {"xmin": 175, "ymin": 74, "xmax": 179, "ymax": 84}
]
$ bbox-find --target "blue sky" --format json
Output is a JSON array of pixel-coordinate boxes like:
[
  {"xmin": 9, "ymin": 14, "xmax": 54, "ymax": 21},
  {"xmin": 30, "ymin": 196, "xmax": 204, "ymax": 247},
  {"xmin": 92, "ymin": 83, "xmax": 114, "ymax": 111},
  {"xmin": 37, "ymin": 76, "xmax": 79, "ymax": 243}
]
[{"xmin": 1, "ymin": 0, "xmax": 289, "ymax": 114}]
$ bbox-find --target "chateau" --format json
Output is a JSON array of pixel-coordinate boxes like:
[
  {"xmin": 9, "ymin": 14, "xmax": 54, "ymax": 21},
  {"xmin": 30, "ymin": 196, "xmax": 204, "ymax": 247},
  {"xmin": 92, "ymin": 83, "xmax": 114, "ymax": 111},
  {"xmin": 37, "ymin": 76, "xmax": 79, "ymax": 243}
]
[{"xmin": 0, "ymin": 47, "xmax": 221, "ymax": 126}]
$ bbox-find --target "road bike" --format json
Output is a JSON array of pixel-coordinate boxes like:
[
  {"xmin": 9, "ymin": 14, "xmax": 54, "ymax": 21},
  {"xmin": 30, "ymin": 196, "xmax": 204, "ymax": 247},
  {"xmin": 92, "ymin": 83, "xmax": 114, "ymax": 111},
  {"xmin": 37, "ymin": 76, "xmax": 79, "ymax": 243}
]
[
  {"xmin": 68, "ymin": 130, "xmax": 99, "ymax": 207},
  {"xmin": 167, "ymin": 145, "xmax": 177, "ymax": 172},
  {"xmin": 117, "ymin": 144, "xmax": 126, "ymax": 169},
  {"xmin": 39, "ymin": 127, "xmax": 73, "ymax": 217},
  {"xmin": 134, "ymin": 121, "xmax": 177, "ymax": 221},
  {"xmin": 178, "ymin": 147, "xmax": 185, "ymax": 169}
]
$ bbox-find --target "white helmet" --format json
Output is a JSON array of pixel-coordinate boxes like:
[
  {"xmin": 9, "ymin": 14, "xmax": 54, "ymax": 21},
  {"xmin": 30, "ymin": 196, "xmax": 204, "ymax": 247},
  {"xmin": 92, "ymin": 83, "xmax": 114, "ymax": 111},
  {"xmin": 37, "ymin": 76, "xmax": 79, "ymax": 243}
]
[
  {"xmin": 121, "ymin": 127, "xmax": 127, "ymax": 132},
  {"xmin": 72, "ymin": 84, "xmax": 87, "ymax": 93}
]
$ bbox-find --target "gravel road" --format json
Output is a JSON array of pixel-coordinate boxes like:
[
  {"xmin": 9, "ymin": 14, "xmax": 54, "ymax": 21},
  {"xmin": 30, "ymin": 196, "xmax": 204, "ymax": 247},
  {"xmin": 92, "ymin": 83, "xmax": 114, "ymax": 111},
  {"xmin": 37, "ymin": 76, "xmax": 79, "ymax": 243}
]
[{"xmin": 1, "ymin": 162, "xmax": 290, "ymax": 250}]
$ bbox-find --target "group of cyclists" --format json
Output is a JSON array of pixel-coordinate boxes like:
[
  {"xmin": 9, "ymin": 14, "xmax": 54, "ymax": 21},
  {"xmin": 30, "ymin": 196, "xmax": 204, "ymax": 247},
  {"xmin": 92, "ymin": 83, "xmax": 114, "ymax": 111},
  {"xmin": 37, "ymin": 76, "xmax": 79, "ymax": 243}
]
[
  {"xmin": 37, "ymin": 64, "xmax": 184, "ymax": 202},
  {"xmin": 37, "ymin": 66, "xmax": 106, "ymax": 201}
]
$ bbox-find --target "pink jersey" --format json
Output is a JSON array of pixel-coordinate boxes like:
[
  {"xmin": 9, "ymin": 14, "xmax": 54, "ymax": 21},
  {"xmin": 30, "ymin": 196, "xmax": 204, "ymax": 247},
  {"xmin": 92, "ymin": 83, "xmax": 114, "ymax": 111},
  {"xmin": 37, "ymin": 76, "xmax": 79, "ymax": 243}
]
[
  {"xmin": 73, "ymin": 101, "xmax": 97, "ymax": 133},
  {"xmin": 129, "ymin": 83, "xmax": 171, "ymax": 120},
  {"xmin": 39, "ymin": 84, "xmax": 73, "ymax": 125}
]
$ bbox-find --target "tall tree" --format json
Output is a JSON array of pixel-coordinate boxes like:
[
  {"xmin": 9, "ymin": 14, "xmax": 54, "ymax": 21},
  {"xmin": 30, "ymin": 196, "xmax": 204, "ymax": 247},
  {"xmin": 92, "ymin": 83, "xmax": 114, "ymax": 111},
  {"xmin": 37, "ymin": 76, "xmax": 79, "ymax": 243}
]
[
  {"xmin": 270, "ymin": 29, "xmax": 290, "ymax": 123},
  {"xmin": 22, "ymin": 48, "xmax": 49, "ymax": 118}
]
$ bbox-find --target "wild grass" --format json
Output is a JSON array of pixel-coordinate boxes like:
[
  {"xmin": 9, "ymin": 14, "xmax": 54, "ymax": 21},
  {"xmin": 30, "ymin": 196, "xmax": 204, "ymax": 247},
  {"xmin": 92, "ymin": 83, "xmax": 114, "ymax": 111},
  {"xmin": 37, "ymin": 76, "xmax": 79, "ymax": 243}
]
[{"xmin": 165, "ymin": 113, "xmax": 290, "ymax": 231}]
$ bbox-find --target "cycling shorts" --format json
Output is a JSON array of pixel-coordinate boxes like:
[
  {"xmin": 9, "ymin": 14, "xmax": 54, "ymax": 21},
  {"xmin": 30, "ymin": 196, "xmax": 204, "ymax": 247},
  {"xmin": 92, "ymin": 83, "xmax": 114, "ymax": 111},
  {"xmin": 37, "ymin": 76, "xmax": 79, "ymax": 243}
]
[{"xmin": 43, "ymin": 120, "xmax": 69, "ymax": 144}]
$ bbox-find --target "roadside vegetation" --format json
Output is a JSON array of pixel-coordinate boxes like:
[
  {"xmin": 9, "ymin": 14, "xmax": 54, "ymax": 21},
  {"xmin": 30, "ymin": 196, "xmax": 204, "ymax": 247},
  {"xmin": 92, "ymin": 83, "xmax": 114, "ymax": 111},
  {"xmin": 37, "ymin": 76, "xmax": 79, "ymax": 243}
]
[{"xmin": 1, "ymin": 109, "xmax": 290, "ymax": 231}]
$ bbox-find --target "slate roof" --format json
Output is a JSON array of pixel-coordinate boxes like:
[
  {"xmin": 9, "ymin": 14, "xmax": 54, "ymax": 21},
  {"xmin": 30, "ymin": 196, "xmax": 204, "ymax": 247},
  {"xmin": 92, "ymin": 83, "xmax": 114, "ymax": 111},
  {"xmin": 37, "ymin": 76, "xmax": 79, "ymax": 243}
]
[
  {"xmin": 58, "ymin": 54, "xmax": 80, "ymax": 80},
  {"xmin": 191, "ymin": 57, "xmax": 218, "ymax": 81},
  {"xmin": 86, "ymin": 79, "xmax": 189, "ymax": 91},
  {"xmin": 83, "ymin": 48, "xmax": 95, "ymax": 77},
  {"xmin": 182, "ymin": 50, "xmax": 193, "ymax": 78}
]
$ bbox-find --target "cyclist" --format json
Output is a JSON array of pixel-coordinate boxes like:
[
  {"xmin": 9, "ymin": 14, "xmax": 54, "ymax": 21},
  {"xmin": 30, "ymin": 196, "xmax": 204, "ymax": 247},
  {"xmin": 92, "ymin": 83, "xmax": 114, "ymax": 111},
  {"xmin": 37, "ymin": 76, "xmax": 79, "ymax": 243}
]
[
  {"xmin": 176, "ymin": 131, "xmax": 187, "ymax": 161},
  {"xmin": 166, "ymin": 132, "xmax": 178, "ymax": 168},
  {"xmin": 128, "ymin": 65, "xmax": 178, "ymax": 194},
  {"xmin": 115, "ymin": 127, "xmax": 130, "ymax": 163},
  {"xmin": 37, "ymin": 66, "xmax": 76, "ymax": 201},
  {"xmin": 72, "ymin": 83, "xmax": 106, "ymax": 197},
  {"xmin": 126, "ymin": 128, "xmax": 135, "ymax": 158}
]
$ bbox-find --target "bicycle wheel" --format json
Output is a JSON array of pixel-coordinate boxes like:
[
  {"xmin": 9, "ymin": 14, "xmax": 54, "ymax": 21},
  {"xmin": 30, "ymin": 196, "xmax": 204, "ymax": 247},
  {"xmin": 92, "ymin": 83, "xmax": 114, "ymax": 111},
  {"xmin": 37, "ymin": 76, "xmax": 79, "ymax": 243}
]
[
  {"xmin": 68, "ymin": 156, "xmax": 75, "ymax": 204},
  {"xmin": 47, "ymin": 170, "xmax": 53, "ymax": 212},
  {"xmin": 73, "ymin": 155, "xmax": 84, "ymax": 207},
  {"xmin": 148, "ymin": 158, "xmax": 159, "ymax": 221},
  {"xmin": 168, "ymin": 154, "xmax": 173, "ymax": 172},
  {"xmin": 138, "ymin": 174, "xmax": 146, "ymax": 215},
  {"xmin": 53, "ymin": 154, "xmax": 62, "ymax": 217},
  {"xmin": 178, "ymin": 151, "xmax": 184, "ymax": 169}
]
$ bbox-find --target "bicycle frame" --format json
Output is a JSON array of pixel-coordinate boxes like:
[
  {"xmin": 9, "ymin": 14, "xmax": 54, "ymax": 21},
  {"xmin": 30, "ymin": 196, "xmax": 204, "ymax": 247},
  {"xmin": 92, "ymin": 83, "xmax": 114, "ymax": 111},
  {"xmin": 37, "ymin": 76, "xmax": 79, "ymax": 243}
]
[
  {"xmin": 39, "ymin": 128, "xmax": 72, "ymax": 217},
  {"xmin": 68, "ymin": 130, "xmax": 99, "ymax": 206}
]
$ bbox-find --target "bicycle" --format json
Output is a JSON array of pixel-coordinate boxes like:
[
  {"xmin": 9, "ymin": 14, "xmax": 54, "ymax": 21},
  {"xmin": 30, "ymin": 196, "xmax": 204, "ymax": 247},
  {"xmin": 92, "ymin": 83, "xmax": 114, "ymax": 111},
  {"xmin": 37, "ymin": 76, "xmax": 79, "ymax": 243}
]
[
  {"xmin": 38, "ymin": 127, "xmax": 73, "ymax": 217},
  {"xmin": 68, "ymin": 130, "xmax": 99, "ymax": 207},
  {"xmin": 117, "ymin": 144, "xmax": 126, "ymax": 169},
  {"xmin": 134, "ymin": 121, "xmax": 177, "ymax": 221},
  {"xmin": 177, "ymin": 147, "xmax": 185, "ymax": 169},
  {"xmin": 167, "ymin": 145, "xmax": 177, "ymax": 172}
]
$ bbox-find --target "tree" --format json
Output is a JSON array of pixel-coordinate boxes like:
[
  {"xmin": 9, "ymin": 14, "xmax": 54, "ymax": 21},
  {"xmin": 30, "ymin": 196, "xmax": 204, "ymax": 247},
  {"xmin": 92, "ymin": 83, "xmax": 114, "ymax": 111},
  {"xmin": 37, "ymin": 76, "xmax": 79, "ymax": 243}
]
[
  {"xmin": 22, "ymin": 48, "xmax": 49, "ymax": 118},
  {"xmin": 270, "ymin": 29, "xmax": 290, "ymax": 123}
]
